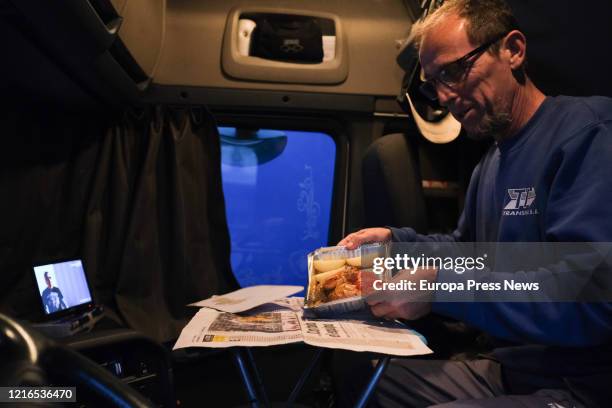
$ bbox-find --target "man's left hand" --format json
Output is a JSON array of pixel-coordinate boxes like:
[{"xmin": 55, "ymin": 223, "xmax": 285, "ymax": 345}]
[{"xmin": 368, "ymin": 299, "xmax": 432, "ymax": 320}]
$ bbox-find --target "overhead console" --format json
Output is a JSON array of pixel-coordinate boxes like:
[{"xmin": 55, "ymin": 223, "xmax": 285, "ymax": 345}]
[
  {"xmin": 109, "ymin": 0, "xmax": 165, "ymax": 81},
  {"xmin": 6, "ymin": 0, "xmax": 164, "ymax": 106},
  {"xmin": 221, "ymin": 7, "xmax": 348, "ymax": 85}
]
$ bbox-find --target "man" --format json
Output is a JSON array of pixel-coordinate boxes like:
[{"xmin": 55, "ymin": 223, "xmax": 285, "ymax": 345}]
[
  {"xmin": 337, "ymin": 0, "xmax": 612, "ymax": 406},
  {"xmin": 41, "ymin": 272, "xmax": 67, "ymax": 314}
]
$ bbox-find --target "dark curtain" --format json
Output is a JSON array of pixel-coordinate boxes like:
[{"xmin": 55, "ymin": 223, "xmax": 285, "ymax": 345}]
[{"xmin": 0, "ymin": 105, "xmax": 237, "ymax": 342}]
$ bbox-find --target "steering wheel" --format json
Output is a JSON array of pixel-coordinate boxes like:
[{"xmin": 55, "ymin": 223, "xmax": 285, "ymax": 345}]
[{"xmin": 0, "ymin": 313, "xmax": 155, "ymax": 407}]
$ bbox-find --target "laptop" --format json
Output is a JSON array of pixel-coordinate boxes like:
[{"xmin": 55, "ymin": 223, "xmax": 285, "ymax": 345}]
[{"xmin": 33, "ymin": 259, "xmax": 96, "ymax": 322}]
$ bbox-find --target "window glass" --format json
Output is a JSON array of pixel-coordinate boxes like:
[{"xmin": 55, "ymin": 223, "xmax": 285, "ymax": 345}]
[{"xmin": 219, "ymin": 127, "xmax": 336, "ymax": 289}]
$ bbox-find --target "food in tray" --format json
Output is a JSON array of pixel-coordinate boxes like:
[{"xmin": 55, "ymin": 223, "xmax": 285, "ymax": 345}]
[
  {"xmin": 305, "ymin": 243, "xmax": 387, "ymax": 309},
  {"xmin": 308, "ymin": 264, "xmax": 362, "ymax": 306},
  {"xmin": 346, "ymin": 256, "xmax": 361, "ymax": 267},
  {"xmin": 313, "ymin": 258, "xmax": 346, "ymax": 272}
]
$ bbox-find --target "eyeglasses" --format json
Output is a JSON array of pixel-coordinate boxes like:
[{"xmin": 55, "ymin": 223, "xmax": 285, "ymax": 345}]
[{"xmin": 419, "ymin": 33, "xmax": 508, "ymax": 101}]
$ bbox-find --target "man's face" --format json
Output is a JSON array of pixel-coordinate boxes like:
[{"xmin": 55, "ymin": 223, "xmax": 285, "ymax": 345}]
[{"xmin": 419, "ymin": 15, "xmax": 514, "ymax": 139}]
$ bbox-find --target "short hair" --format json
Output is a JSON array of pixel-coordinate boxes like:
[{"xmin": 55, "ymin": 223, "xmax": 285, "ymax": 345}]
[{"xmin": 409, "ymin": 0, "xmax": 520, "ymax": 54}]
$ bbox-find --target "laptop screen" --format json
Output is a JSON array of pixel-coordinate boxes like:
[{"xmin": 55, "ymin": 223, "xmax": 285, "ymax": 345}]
[{"xmin": 33, "ymin": 259, "xmax": 93, "ymax": 316}]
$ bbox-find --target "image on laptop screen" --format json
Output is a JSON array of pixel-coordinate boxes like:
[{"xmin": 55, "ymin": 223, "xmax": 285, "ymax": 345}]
[{"xmin": 33, "ymin": 259, "xmax": 93, "ymax": 316}]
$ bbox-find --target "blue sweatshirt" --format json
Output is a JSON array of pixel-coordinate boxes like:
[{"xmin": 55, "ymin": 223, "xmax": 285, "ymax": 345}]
[{"xmin": 391, "ymin": 96, "xmax": 612, "ymax": 348}]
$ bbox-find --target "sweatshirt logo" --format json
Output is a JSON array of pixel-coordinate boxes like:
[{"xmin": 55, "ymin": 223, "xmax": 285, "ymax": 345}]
[{"xmin": 503, "ymin": 187, "xmax": 538, "ymax": 216}]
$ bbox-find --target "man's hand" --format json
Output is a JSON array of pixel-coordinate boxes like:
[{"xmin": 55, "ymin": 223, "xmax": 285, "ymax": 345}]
[
  {"xmin": 338, "ymin": 228, "xmax": 392, "ymax": 250},
  {"xmin": 365, "ymin": 267, "xmax": 437, "ymax": 320},
  {"xmin": 368, "ymin": 299, "xmax": 431, "ymax": 321}
]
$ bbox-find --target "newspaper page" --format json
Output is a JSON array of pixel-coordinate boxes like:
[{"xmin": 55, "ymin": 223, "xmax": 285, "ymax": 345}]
[
  {"xmin": 174, "ymin": 297, "xmax": 431, "ymax": 356},
  {"xmin": 188, "ymin": 285, "xmax": 303, "ymax": 313},
  {"xmin": 174, "ymin": 299, "xmax": 304, "ymax": 349},
  {"xmin": 299, "ymin": 314, "xmax": 432, "ymax": 356}
]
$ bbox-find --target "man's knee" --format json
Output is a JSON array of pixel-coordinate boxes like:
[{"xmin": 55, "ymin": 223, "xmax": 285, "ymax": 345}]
[
  {"xmin": 333, "ymin": 355, "xmax": 503, "ymax": 408},
  {"xmin": 429, "ymin": 389, "xmax": 585, "ymax": 408},
  {"xmin": 375, "ymin": 359, "xmax": 502, "ymax": 408}
]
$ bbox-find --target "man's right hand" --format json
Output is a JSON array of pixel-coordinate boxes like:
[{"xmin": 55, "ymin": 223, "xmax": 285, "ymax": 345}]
[{"xmin": 337, "ymin": 227, "xmax": 391, "ymax": 249}]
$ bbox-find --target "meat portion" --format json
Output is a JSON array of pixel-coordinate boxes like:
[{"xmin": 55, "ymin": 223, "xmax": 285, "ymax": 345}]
[
  {"xmin": 309, "ymin": 266, "xmax": 362, "ymax": 305},
  {"xmin": 328, "ymin": 282, "xmax": 359, "ymax": 301}
]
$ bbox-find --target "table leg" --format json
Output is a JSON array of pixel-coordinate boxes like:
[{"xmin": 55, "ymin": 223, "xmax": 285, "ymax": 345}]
[
  {"xmin": 245, "ymin": 347, "xmax": 271, "ymax": 408},
  {"xmin": 286, "ymin": 348, "xmax": 324, "ymax": 406},
  {"xmin": 354, "ymin": 356, "xmax": 390, "ymax": 408},
  {"xmin": 232, "ymin": 348, "xmax": 261, "ymax": 408}
]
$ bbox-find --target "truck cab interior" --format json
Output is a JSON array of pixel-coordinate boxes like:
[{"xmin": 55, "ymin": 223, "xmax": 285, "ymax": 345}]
[{"xmin": 1, "ymin": 0, "xmax": 611, "ymax": 406}]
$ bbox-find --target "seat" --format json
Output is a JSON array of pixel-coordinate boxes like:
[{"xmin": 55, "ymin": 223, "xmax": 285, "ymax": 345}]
[
  {"xmin": 362, "ymin": 132, "xmax": 427, "ymax": 232},
  {"xmin": 362, "ymin": 132, "xmax": 478, "ymax": 234}
]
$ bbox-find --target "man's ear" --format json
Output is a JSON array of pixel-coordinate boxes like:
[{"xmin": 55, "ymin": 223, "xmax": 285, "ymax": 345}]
[{"xmin": 503, "ymin": 30, "xmax": 527, "ymax": 70}]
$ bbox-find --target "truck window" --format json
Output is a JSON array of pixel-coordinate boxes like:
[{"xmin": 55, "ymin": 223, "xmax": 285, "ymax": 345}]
[{"xmin": 219, "ymin": 126, "xmax": 336, "ymax": 288}]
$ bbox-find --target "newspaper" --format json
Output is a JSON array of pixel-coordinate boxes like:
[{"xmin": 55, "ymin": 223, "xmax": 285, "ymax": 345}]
[
  {"xmin": 188, "ymin": 285, "xmax": 303, "ymax": 313},
  {"xmin": 299, "ymin": 315, "xmax": 432, "ymax": 356},
  {"xmin": 175, "ymin": 298, "xmax": 304, "ymax": 348},
  {"xmin": 174, "ymin": 298, "xmax": 432, "ymax": 356}
]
